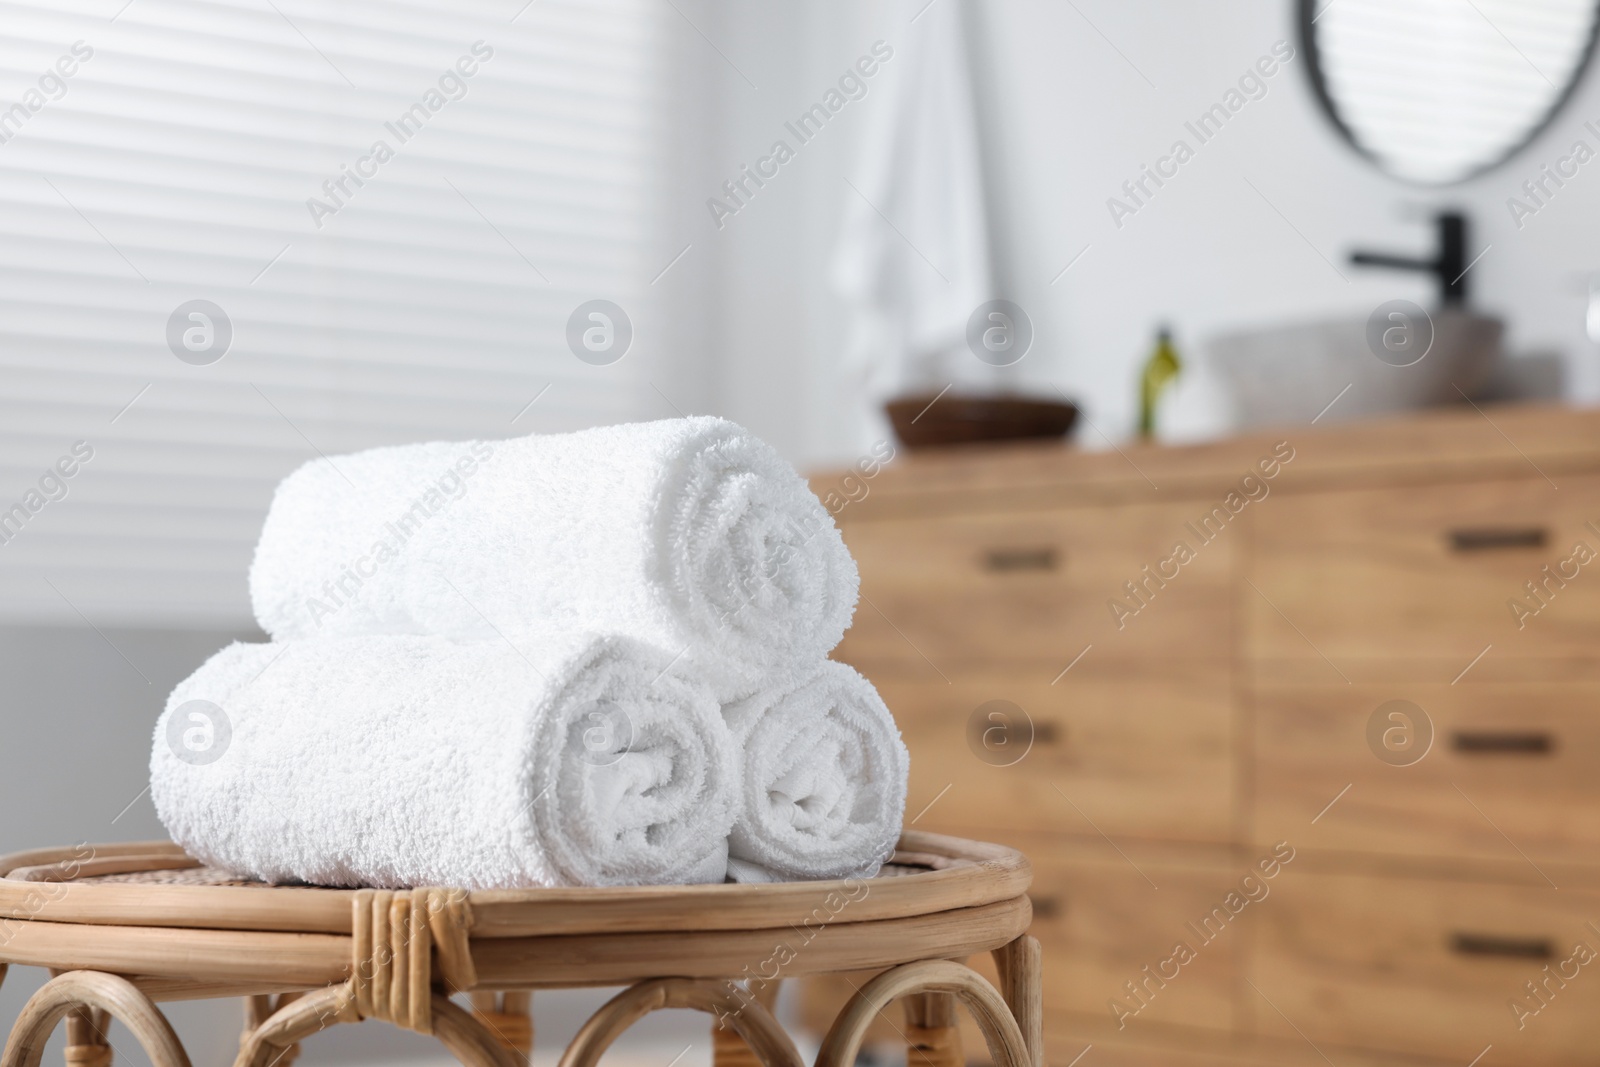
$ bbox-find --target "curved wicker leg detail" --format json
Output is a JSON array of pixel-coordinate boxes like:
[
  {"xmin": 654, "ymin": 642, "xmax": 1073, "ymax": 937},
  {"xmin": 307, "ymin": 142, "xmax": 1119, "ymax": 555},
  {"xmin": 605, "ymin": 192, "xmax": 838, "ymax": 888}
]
[
  {"xmin": 709, "ymin": 980, "xmax": 779, "ymax": 1067},
  {"xmin": 234, "ymin": 982, "xmax": 521, "ymax": 1067},
  {"xmin": 815, "ymin": 961, "xmax": 1031, "ymax": 1067},
  {"xmin": 0, "ymin": 971, "xmax": 190, "ymax": 1067},
  {"xmin": 242, "ymin": 993, "xmax": 303, "ymax": 1067},
  {"xmin": 560, "ymin": 979, "xmax": 803, "ymax": 1067},
  {"xmin": 429, "ymin": 997, "xmax": 529, "ymax": 1067},
  {"xmin": 233, "ymin": 983, "xmax": 358, "ymax": 1067}
]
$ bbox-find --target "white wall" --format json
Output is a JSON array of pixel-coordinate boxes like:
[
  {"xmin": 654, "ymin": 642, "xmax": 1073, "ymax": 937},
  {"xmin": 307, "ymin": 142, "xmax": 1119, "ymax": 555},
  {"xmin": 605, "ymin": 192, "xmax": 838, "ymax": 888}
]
[
  {"xmin": 681, "ymin": 0, "xmax": 1600, "ymax": 467},
  {"xmin": 0, "ymin": 625, "xmax": 253, "ymax": 1064}
]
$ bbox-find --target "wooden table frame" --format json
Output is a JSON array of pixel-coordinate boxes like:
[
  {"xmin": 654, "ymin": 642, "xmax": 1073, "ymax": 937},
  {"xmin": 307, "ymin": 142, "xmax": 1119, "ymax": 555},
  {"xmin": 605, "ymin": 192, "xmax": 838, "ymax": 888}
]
[{"xmin": 0, "ymin": 832, "xmax": 1040, "ymax": 1067}]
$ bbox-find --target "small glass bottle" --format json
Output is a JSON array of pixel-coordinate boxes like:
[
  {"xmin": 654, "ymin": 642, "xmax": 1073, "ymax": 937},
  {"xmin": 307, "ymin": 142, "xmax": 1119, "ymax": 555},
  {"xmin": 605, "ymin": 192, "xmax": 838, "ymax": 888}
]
[{"xmin": 1138, "ymin": 326, "xmax": 1181, "ymax": 440}]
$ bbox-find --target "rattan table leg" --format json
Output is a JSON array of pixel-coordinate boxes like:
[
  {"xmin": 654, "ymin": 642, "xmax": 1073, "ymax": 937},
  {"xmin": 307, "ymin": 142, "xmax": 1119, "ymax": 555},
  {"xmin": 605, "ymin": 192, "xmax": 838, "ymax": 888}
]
[
  {"xmin": 992, "ymin": 936, "xmax": 1042, "ymax": 1067},
  {"xmin": 563, "ymin": 978, "xmax": 802, "ymax": 1067},
  {"xmin": 904, "ymin": 992, "xmax": 963, "ymax": 1067},
  {"xmin": 241, "ymin": 994, "xmax": 303, "ymax": 1067},
  {"xmin": 235, "ymin": 985, "xmax": 356, "ymax": 1067},
  {"xmin": 44, "ymin": 971, "xmax": 111, "ymax": 1067},
  {"xmin": 1, "ymin": 972, "xmax": 190, "ymax": 1067},
  {"xmin": 817, "ymin": 961, "xmax": 1029, "ymax": 1067},
  {"xmin": 61, "ymin": 1005, "xmax": 111, "ymax": 1067},
  {"xmin": 710, "ymin": 979, "xmax": 780, "ymax": 1067},
  {"xmin": 470, "ymin": 991, "xmax": 533, "ymax": 1064},
  {"xmin": 235, "ymin": 982, "xmax": 521, "ymax": 1067}
]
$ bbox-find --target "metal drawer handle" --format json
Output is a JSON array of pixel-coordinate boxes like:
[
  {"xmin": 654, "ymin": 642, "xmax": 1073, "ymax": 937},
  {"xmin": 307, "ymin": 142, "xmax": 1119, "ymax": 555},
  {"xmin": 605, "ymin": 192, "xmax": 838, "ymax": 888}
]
[
  {"xmin": 1451, "ymin": 933, "xmax": 1553, "ymax": 959},
  {"xmin": 1448, "ymin": 527, "xmax": 1548, "ymax": 551},
  {"xmin": 983, "ymin": 547, "xmax": 1059, "ymax": 572},
  {"xmin": 1028, "ymin": 894, "xmax": 1062, "ymax": 920},
  {"xmin": 1452, "ymin": 731, "xmax": 1554, "ymax": 755}
]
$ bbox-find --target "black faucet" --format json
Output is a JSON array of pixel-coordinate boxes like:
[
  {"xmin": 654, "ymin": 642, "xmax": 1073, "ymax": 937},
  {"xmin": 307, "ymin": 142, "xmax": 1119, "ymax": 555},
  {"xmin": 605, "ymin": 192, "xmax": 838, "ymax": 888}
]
[{"xmin": 1350, "ymin": 211, "xmax": 1468, "ymax": 306}]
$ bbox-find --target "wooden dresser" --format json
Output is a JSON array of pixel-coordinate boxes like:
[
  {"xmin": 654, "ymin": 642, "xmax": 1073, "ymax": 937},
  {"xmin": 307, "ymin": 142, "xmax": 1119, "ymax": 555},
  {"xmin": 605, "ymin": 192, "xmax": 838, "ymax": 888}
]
[{"xmin": 802, "ymin": 404, "xmax": 1600, "ymax": 1067}]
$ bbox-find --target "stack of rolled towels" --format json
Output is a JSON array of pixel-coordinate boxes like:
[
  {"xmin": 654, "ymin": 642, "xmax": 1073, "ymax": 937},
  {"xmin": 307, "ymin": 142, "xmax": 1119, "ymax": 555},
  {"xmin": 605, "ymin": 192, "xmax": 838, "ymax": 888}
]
[{"xmin": 149, "ymin": 417, "xmax": 909, "ymax": 890}]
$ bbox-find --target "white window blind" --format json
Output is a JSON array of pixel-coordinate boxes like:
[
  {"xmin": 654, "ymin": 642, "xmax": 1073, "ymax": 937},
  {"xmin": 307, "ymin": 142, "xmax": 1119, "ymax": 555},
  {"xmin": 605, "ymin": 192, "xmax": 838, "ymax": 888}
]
[{"xmin": 0, "ymin": 0, "xmax": 668, "ymax": 626}]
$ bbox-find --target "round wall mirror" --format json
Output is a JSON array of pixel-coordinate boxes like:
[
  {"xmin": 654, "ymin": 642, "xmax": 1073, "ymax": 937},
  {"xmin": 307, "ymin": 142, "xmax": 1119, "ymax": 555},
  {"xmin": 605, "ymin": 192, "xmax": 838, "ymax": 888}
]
[{"xmin": 1299, "ymin": 0, "xmax": 1600, "ymax": 184}]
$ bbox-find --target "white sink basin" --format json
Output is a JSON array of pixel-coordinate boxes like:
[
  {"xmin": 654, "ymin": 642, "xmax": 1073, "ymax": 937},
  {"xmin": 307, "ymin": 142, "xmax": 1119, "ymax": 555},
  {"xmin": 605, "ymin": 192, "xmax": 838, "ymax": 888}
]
[{"xmin": 1207, "ymin": 308, "xmax": 1503, "ymax": 427}]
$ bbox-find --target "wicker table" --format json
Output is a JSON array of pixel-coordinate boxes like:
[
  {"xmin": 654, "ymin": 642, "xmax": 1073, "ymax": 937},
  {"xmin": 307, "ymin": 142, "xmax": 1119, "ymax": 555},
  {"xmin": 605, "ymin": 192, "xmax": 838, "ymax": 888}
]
[{"xmin": 0, "ymin": 831, "xmax": 1039, "ymax": 1067}]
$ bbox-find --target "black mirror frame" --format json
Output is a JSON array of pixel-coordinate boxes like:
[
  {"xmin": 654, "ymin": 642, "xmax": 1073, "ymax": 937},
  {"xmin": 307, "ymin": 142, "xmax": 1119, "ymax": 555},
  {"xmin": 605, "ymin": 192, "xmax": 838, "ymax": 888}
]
[{"xmin": 1296, "ymin": 0, "xmax": 1600, "ymax": 185}]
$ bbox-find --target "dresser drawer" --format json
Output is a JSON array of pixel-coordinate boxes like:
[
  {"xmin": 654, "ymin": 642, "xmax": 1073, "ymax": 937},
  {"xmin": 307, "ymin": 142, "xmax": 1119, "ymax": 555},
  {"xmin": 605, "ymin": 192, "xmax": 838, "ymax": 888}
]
[
  {"xmin": 1044, "ymin": 1029, "xmax": 1466, "ymax": 1067},
  {"xmin": 1029, "ymin": 839, "xmax": 1246, "ymax": 1034},
  {"xmin": 794, "ymin": 840, "xmax": 1238, "ymax": 1048},
  {"xmin": 881, "ymin": 676, "xmax": 1233, "ymax": 844},
  {"xmin": 835, "ymin": 502, "xmax": 1233, "ymax": 675},
  {"xmin": 1251, "ymin": 868, "xmax": 1600, "ymax": 1064},
  {"xmin": 1255, "ymin": 682, "xmax": 1600, "ymax": 863},
  {"xmin": 1248, "ymin": 476, "xmax": 1600, "ymax": 664}
]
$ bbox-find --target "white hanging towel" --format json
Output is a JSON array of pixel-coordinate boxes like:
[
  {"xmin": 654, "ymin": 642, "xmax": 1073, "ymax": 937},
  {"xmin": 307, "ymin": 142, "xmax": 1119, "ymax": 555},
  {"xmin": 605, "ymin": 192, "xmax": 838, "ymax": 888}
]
[{"xmin": 831, "ymin": 0, "xmax": 998, "ymax": 402}]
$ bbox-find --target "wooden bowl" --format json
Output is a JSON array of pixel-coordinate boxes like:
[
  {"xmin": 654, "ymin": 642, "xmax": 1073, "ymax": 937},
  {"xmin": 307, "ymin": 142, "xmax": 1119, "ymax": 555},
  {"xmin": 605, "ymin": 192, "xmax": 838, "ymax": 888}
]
[{"xmin": 885, "ymin": 393, "xmax": 1078, "ymax": 449}]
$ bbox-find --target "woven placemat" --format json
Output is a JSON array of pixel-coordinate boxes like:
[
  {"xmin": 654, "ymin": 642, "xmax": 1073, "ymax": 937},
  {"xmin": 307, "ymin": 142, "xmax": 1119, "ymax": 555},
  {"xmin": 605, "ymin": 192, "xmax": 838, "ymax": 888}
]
[
  {"xmin": 74, "ymin": 858, "xmax": 933, "ymax": 889},
  {"xmin": 78, "ymin": 866, "xmax": 264, "ymax": 887}
]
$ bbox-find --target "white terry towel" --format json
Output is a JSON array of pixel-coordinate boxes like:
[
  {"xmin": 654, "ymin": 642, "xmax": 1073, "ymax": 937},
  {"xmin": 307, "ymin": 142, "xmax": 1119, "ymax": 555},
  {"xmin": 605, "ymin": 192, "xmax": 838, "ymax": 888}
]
[
  {"xmin": 831, "ymin": 0, "xmax": 998, "ymax": 404},
  {"xmin": 722, "ymin": 661, "xmax": 909, "ymax": 883},
  {"xmin": 249, "ymin": 417, "xmax": 859, "ymax": 701},
  {"xmin": 149, "ymin": 634, "xmax": 737, "ymax": 889}
]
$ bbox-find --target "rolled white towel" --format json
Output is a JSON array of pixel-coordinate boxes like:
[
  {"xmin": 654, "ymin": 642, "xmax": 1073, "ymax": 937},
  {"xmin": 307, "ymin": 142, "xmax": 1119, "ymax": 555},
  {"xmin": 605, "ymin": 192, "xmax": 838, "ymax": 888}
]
[
  {"xmin": 149, "ymin": 634, "xmax": 737, "ymax": 889},
  {"xmin": 248, "ymin": 417, "xmax": 859, "ymax": 701},
  {"xmin": 722, "ymin": 661, "xmax": 909, "ymax": 883}
]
